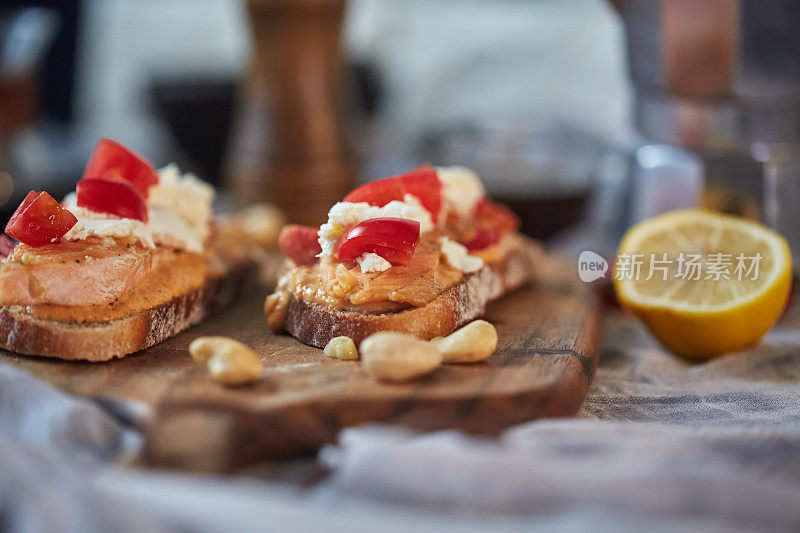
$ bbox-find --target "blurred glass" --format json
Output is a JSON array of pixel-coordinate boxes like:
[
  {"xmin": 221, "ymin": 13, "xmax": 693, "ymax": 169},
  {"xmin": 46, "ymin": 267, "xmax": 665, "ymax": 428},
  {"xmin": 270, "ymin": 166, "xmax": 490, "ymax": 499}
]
[
  {"xmin": 0, "ymin": 8, "xmax": 58, "ymax": 79},
  {"xmin": 629, "ymin": 144, "xmax": 703, "ymax": 223},
  {"xmin": 421, "ymin": 120, "xmax": 626, "ymax": 246},
  {"xmin": 764, "ymin": 157, "xmax": 800, "ymax": 270}
]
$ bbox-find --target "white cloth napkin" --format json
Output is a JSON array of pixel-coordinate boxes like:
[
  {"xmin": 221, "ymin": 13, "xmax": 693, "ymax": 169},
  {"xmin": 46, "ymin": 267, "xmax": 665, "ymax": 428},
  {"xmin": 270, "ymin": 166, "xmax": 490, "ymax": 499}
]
[
  {"xmin": 1, "ymin": 313, "xmax": 800, "ymax": 532},
  {"xmin": 316, "ymin": 315, "xmax": 800, "ymax": 532}
]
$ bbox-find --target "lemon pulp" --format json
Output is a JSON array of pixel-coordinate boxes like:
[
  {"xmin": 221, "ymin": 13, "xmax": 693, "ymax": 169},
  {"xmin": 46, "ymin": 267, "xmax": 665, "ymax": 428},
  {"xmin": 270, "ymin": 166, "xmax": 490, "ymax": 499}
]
[{"xmin": 614, "ymin": 209, "xmax": 792, "ymax": 361}]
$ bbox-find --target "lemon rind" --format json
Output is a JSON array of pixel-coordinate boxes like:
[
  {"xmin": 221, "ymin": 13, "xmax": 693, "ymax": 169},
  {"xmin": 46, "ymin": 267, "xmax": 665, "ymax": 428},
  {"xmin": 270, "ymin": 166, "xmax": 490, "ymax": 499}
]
[{"xmin": 614, "ymin": 209, "xmax": 792, "ymax": 314}]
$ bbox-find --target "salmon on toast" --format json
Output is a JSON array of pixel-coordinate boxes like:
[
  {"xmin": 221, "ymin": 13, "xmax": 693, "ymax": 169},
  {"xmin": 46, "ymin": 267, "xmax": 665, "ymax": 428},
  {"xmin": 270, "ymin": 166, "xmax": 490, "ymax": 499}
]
[{"xmin": 0, "ymin": 138, "xmax": 280, "ymax": 361}]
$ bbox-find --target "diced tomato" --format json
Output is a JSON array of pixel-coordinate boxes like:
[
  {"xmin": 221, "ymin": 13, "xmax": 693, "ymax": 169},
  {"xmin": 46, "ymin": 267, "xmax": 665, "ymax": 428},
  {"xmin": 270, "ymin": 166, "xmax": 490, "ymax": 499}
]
[
  {"xmin": 463, "ymin": 227, "xmax": 502, "ymax": 251},
  {"xmin": 462, "ymin": 198, "xmax": 521, "ymax": 251},
  {"xmin": 343, "ymin": 165, "xmax": 442, "ymax": 223},
  {"xmin": 82, "ymin": 138, "xmax": 159, "ymax": 197},
  {"xmin": 279, "ymin": 225, "xmax": 322, "ymax": 266},
  {"xmin": 5, "ymin": 191, "xmax": 78, "ymax": 247},
  {"xmin": 336, "ymin": 217, "xmax": 420, "ymax": 266},
  {"xmin": 0, "ymin": 235, "xmax": 16, "ymax": 257},
  {"xmin": 76, "ymin": 177, "xmax": 148, "ymax": 222},
  {"xmin": 9, "ymin": 191, "xmax": 37, "ymax": 222},
  {"xmin": 475, "ymin": 198, "xmax": 520, "ymax": 232}
]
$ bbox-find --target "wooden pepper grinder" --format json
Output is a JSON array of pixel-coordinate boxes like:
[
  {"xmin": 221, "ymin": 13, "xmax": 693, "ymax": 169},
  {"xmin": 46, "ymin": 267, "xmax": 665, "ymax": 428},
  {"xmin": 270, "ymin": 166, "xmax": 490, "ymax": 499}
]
[{"xmin": 227, "ymin": 0, "xmax": 355, "ymax": 225}]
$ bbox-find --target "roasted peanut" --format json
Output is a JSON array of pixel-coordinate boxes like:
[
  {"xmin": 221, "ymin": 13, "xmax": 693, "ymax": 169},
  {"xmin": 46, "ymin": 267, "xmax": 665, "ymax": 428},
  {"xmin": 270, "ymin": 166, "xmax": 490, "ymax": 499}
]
[
  {"xmin": 189, "ymin": 336, "xmax": 262, "ymax": 386},
  {"xmin": 264, "ymin": 290, "xmax": 289, "ymax": 332},
  {"xmin": 189, "ymin": 336, "xmax": 227, "ymax": 366},
  {"xmin": 238, "ymin": 204, "xmax": 285, "ymax": 246},
  {"xmin": 324, "ymin": 336, "xmax": 359, "ymax": 360},
  {"xmin": 430, "ymin": 320, "xmax": 497, "ymax": 363},
  {"xmin": 360, "ymin": 332, "xmax": 443, "ymax": 382}
]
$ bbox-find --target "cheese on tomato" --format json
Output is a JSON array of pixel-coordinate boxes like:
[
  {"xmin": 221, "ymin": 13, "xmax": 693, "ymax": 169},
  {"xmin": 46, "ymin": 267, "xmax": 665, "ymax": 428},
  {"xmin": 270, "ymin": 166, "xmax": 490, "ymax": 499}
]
[
  {"xmin": 436, "ymin": 166, "xmax": 485, "ymax": 217},
  {"xmin": 439, "ymin": 236, "xmax": 484, "ymax": 273},
  {"xmin": 149, "ymin": 164, "xmax": 215, "ymax": 242},
  {"xmin": 318, "ymin": 196, "xmax": 433, "ymax": 258},
  {"xmin": 62, "ymin": 165, "xmax": 214, "ymax": 253},
  {"xmin": 356, "ymin": 252, "xmax": 392, "ymax": 273}
]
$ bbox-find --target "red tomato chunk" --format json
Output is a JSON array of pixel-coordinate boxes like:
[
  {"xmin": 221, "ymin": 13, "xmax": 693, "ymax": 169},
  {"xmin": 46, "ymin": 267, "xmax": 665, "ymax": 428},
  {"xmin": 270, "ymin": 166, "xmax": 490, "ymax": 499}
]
[
  {"xmin": 279, "ymin": 225, "xmax": 322, "ymax": 266},
  {"xmin": 5, "ymin": 191, "xmax": 78, "ymax": 247},
  {"xmin": 76, "ymin": 178, "xmax": 149, "ymax": 222},
  {"xmin": 83, "ymin": 138, "xmax": 159, "ymax": 197},
  {"xmin": 462, "ymin": 199, "xmax": 520, "ymax": 251},
  {"xmin": 343, "ymin": 165, "xmax": 442, "ymax": 224},
  {"xmin": 336, "ymin": 217, "xmax": 420, "ymax": 266}
]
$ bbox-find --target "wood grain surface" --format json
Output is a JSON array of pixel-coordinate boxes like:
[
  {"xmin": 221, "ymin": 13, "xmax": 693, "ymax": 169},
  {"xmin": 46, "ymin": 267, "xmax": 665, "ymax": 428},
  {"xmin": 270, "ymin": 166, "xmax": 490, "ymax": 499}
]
[{"xmin": 2, "ymin": 254, "xmax": 599, "ymax": 472}]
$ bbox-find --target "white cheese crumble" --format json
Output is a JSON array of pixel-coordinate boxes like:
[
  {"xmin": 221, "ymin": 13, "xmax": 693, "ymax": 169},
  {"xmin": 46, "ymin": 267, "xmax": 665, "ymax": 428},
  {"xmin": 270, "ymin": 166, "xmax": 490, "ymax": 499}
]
[
  {"xmin": 356, "ymin": 252, "xmax": 392, "ymax": 273},
  {"xmin": 147, "ymin": 205, "xmax": 204, "ymax": 252},
  {"xmin": 149, "ymin": 164, "xmax": 215, "ymax": 242},
  {"xmin": 436, "ymin": 166, "xmax": 485, "ymax": 217},
  {"xmin": 318, "ymin": 197, "xmax": 433, "ymax": 258},
  {"xmin": 439, "ymin": 236, "xmax": 484, "ymax": 273},
  {"xmin": 62, "ymin": 165, "xmax": 215, "ymax": 253},
  {"xmin": 63, "ymin": 209, "xmax": 154, "ymax": 248}
]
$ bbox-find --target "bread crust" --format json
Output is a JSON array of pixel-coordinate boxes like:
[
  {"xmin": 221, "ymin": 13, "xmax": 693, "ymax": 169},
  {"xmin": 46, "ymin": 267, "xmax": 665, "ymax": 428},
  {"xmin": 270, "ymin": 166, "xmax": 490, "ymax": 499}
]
[
  {"xmin": 283, "ymin": 238, "xmax": 541, "ymax": 348},
  {"xmin": 0, "ymin": 267, "xmax": 245, "ymax": 362}
]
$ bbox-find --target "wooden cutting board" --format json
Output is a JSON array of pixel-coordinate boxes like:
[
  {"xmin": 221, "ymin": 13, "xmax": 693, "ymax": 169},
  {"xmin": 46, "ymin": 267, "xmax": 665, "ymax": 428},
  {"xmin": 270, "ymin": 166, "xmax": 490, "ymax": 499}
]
[{"xmin": 2, "ymin": 253, "xmax": 599, "ymax": 472}]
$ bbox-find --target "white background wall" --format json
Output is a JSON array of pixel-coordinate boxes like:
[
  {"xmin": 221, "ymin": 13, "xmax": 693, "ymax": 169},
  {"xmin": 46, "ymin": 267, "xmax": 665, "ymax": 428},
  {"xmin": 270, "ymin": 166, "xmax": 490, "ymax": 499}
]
[
  {"xmin": 74, "ymin": 0, "xmax": 633, "ymax": 164},
  {"xmin": 75, "ymin": 0, "xmax": 251, "ymax": 162}
]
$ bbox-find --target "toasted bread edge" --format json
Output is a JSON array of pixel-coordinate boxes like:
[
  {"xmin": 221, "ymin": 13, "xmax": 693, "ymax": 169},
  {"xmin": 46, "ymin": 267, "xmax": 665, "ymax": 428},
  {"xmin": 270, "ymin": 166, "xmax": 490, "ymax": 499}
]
[
  {"xmin": 283, "ymin": 237, "xmax": 542, "ymax": 348},
  {"xmin": 0, "ymin": 266, "xmax": 246, "ymax": 362}
]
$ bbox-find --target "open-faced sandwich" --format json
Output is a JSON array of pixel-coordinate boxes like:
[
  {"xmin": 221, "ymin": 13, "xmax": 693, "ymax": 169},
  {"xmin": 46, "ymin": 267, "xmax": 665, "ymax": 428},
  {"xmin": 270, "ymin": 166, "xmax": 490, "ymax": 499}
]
[
  {"xmin": 0, "ymin": 138, "xmax": 278, "ymax": 362},
  {"xmin": 265, "ymin": 165, "xmax": 541, "ymax": 347}
]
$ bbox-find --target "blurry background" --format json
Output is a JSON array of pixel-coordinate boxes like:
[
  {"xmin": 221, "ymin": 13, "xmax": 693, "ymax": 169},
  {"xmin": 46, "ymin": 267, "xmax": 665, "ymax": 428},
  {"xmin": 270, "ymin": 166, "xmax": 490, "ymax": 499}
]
[
  {"xmin": 0, "ymin": 0, "xmax": 632, "ymax": 253},
  {"xmin": 4, "ymin": 0, "xmax": 798, "ymax": 261}
]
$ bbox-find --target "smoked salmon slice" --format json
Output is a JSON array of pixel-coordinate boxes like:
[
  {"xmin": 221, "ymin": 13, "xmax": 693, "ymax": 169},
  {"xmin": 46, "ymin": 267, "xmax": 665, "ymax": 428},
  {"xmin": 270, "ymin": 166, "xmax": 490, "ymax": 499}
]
[{"xmin": 0, "ymin": 241, "xmax": 152, "ymax": 306}]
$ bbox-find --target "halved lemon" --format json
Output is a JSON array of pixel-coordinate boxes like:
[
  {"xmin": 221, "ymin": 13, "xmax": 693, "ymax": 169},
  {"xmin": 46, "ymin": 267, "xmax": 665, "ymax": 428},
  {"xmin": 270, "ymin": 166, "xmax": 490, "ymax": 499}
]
[{"xmin": 614, "ymin": 209, "xmax": 792, "ymax": 361}]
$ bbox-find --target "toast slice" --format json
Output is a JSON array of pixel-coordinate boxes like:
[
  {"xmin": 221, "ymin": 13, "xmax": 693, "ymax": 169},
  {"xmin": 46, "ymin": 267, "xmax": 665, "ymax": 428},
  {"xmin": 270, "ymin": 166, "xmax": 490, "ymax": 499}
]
[
  {"xmin": 0, "ymin": 215, "xmax": 282, "ymax": 363},
  {"xmin": 0, "ymin": 137, "xmax": 285, "ymax": 362},
  {"xmin": 279, "ymin": 237, "xmax": 541, "ymax": 348},
  {"xmin": 0, "ymin": 265, "xmax": 247, "ymax": 362},
  {"xmin": 265, "ymin": 165, "xmax": 543, "ymax": 347}
]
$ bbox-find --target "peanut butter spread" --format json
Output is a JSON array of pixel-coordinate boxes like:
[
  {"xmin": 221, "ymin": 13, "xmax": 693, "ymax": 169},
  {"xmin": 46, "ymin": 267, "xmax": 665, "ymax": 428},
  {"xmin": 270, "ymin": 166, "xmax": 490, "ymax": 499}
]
[{"xmin": 265, "ymin": 234, "xmax": 468, "ymax": 329}]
